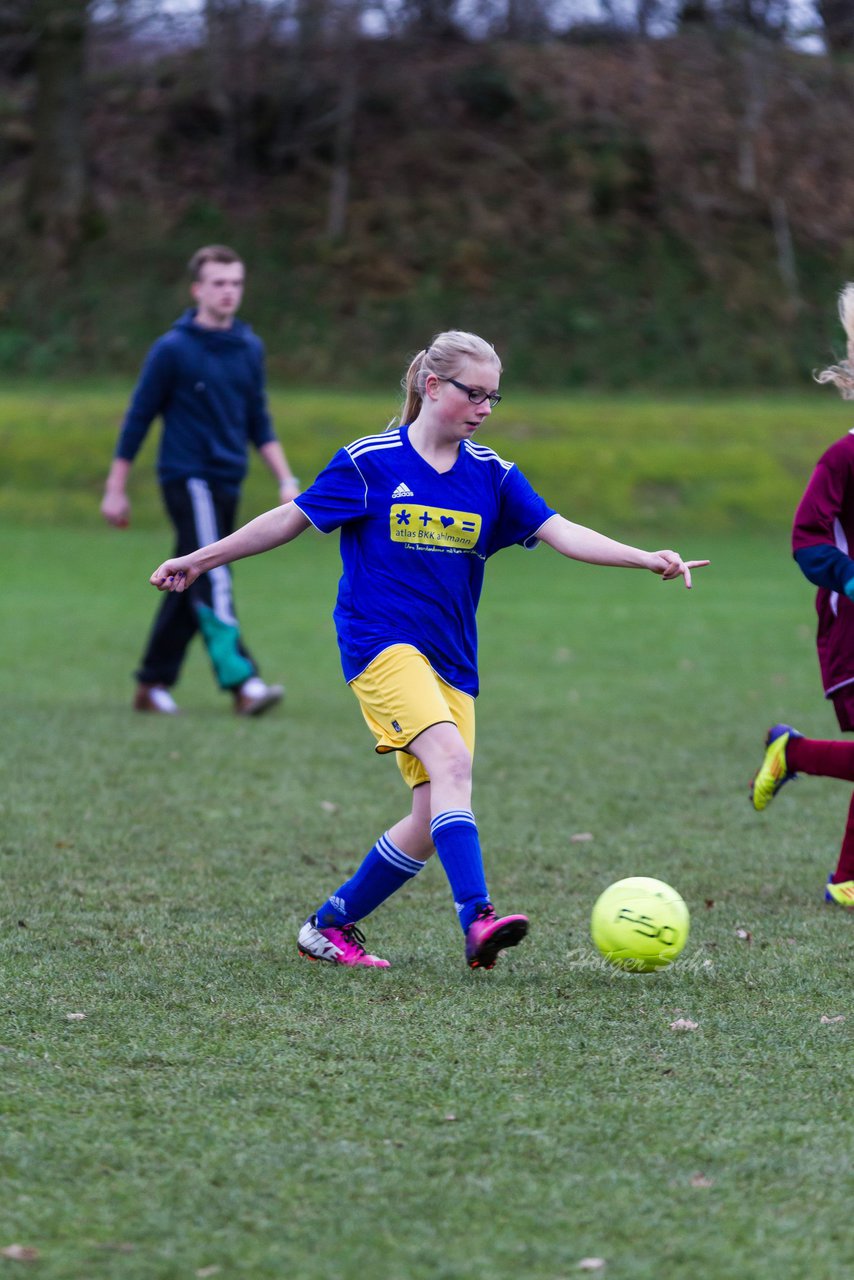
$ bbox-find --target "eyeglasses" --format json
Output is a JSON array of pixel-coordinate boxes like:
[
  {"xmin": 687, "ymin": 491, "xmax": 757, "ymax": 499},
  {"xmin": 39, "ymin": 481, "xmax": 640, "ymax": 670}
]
[{"xmin": 441, "ymin": 377, "xmax": 502, "ymax": 409}]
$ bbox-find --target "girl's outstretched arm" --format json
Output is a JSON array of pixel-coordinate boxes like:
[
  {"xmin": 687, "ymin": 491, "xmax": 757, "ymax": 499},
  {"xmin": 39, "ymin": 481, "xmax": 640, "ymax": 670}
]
[
  {"xmin": 536, "ymin": 514, "xmax": 709, "ymax": 589},
  {"xmin": 150, "ymin": 502, "xmax": 312, "ymax": 593}
]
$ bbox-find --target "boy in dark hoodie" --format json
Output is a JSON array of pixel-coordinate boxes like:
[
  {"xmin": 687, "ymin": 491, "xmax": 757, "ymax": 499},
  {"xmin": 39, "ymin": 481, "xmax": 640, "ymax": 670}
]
[{"xmin": 101, "ymin": 244, "xmax": 299, "ymax": 716}]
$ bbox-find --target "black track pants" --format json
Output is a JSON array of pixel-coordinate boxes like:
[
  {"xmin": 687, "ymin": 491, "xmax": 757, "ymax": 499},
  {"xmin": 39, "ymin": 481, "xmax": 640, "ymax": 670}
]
[{"xmin": 136, "ymin": 477, "xmax": 258, "ymax": 690}]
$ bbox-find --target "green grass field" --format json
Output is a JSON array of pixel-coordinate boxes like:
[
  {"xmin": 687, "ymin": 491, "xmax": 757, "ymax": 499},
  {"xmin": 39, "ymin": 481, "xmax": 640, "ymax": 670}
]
[
  {"xmin": 2, "ymin": 387, "xmax": 852, "ymax": 1278},
  {"xmin": 2, "ymin": 380, "xmax": 854, "ymax": 533}
]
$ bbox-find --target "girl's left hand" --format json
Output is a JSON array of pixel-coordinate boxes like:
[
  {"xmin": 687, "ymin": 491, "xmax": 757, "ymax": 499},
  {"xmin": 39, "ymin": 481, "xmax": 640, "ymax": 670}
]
[{"xmin": 651, "ymin": 550, "xmax": 710, "ymax": 589}]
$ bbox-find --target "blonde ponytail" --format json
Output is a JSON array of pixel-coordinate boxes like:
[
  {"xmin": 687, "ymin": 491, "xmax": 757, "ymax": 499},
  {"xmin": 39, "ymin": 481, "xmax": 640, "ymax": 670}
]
[
  {"xmin": 815, "ymin": 284, "xmax": 854, "ymax": 399},
  {"xmin": 401, "ymin": 349, "xmax": 430, "ymax": 425}
]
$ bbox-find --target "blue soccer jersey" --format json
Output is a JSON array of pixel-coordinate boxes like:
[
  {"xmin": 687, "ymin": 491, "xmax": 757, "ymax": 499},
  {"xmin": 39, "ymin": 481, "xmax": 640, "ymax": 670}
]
[{"xmin": 294, "ymin": 424, "xmax": 556, "ymax": 696}]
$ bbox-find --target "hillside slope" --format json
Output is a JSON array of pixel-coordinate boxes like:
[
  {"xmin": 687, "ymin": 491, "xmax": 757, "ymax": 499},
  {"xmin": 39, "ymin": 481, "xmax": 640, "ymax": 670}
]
[{"xmin": 2, "ymin": 31, "xmax": 853, "ymax": 386}]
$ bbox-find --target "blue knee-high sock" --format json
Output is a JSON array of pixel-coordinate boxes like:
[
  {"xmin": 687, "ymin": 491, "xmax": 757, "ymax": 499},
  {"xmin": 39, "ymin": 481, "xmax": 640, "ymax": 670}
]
[
  {"xmin": 316, "ymin": 833, "xmax": 425, "ymax": 927},
  {"xmin": 430, "ymin": 809, "xmax": 490, "ymax": 933}
]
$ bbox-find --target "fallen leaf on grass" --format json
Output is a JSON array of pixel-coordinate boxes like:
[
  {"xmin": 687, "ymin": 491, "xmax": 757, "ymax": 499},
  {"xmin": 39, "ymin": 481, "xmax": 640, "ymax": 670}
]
[
  {"xmin": 704, "ymin": 899, "xmax": 715, "ymax": 909},
  {"xmin": 689, "ymin": 1173, "xmax": 714, "ymax": 1188},
  {"xmin": 443, "ymin": 1113, "xmax": 457, "ymax": 1122},
  {"xmin": 319, "ymin": 800, "xmax": 339, "ymax": 814},
  {"xmin": 669, "ymin": 1018, "xmax": 699, "ymax": 1032},
  {"xmin": 1, "ymin": 1245, "xmax": 40, "ymax": 1261},
  {"xmin": 195, "ymin": 1268, "xmax": 222, "ymax": 1278},
  {"xmin": 577, "ymin": 1259, "xmax": 606, "ymax": 1272},
  {"xmin": 735, "ymin": 928, "xmax": 753, "ymax": 942},
  {"xmin": 570, "ymin": 832, "xmax": 594, "ymax": 843},
  {"xmin": 820, "ymin": 1015, "xmax": 845, "ymax": 1024},
  {"xmin": 64, "ymin": 1012, "xmax": 86, "ymax": 1021}
]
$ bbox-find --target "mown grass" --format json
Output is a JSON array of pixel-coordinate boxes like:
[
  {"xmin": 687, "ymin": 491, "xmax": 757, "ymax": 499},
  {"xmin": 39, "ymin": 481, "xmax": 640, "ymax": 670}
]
[
  {"xmin": 2, "ymin": 381, "xmax": 853, "ymax": 533},
  {"xmin": 2, "ymin": 388, "xmax": 852, "ymax": 1278}
]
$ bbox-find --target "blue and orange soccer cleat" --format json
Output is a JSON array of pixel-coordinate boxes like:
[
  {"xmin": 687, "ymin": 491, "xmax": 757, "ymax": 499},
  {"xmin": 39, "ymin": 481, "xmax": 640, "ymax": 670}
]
[
  {"xmin": 825, "ymin": 874, "xmax": 854, "ymax": 909},
  {"xmin": 297, "ymin": 915, "xmax": 390, "ymax": 967},
  {"xmin": 464, "ymin": 905, "xmax": 529, "ymax": 970},
  {"xmin": 749, "ymin": 724, "xmax": 802, "ymax": 812}
]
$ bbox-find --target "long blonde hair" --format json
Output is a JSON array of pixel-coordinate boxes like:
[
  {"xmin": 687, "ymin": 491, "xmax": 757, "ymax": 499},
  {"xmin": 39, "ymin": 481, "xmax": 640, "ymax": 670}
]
[
  {"xmin": 400, "ymin": 330, "xmax": 501, "ymax": 424},
  {"xmin": 815, "ymin": 284, "xmax": 854, "ymax": 399}
]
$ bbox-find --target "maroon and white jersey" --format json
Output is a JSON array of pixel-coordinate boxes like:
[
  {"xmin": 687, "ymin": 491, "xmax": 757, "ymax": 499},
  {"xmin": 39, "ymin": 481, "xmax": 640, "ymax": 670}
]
[{"xmin": 792, "ymin": 430, "xmax": 854, "ymax": 697}]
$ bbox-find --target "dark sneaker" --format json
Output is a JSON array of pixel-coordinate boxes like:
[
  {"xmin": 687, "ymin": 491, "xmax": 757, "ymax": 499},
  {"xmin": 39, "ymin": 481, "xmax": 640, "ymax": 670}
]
[
  {"xmin": 464, "ymin": 905, "xmax": 529, "ymax": 970},
  {"xmin": 233, "ymin": 677, "xmax": 284, "ymax": 717},
  {"xmin": 297, "ymin": 915, "xmax": 390, "ymax": 968},
  {"xmin": 134, "ymin": 683, "xmax": 180, "ymax": 714},
  {"xmin": 749, "ymin": 724, "xmax": 802, "ymax": 811}
]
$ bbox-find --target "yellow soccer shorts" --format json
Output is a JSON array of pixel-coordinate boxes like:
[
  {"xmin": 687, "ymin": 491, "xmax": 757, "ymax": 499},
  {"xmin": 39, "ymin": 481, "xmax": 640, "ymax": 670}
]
[{"xmin": 349, "ymin": 643, "xmax": 476, "ymax": 789}]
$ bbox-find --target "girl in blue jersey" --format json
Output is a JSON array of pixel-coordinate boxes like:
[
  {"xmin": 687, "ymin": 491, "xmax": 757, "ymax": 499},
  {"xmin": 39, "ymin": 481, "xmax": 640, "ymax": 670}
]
[{"xmin": 150, "ymin": 330, "xmax": 708, "ymax": 969}]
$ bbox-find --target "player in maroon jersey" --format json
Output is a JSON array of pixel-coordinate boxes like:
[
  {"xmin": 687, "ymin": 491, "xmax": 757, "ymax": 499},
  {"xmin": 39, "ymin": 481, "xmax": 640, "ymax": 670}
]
[{"xmin": 751, "ymin": 284, "xmax": 854, "ymax": 907}]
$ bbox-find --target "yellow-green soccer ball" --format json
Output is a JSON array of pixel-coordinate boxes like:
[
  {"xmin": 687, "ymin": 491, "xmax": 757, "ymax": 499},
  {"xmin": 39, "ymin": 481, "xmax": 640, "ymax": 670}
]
[{"xmin": 591, "ymin": 877, "xmax": 690, "ymax": 972}]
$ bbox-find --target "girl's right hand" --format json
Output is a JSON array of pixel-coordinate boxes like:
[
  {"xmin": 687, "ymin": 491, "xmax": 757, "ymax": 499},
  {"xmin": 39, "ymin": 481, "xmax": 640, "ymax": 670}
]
[{"xmin": 150, "ymin": 557, "xmax": 199, "ymax": 592}]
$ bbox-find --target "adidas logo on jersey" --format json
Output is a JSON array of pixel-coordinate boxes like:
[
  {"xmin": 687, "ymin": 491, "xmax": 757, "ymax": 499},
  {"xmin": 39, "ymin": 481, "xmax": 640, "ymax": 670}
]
[{"xmin": 391, "ymin": 482, "xmax": 414, "ymax": 498}]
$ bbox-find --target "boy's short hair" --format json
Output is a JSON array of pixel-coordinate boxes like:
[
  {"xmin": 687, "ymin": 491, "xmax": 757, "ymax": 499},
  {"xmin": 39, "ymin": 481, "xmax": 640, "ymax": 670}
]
[{"xmin": 188, "ymin": 245, "xmax": 243, "ymax": 281}]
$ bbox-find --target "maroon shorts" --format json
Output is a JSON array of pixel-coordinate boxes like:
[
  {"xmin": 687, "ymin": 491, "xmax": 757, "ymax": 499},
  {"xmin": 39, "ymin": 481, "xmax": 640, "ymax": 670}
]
[{"xmin": 831, "ymin": 685, "xmax": 854, "ymax": 732}]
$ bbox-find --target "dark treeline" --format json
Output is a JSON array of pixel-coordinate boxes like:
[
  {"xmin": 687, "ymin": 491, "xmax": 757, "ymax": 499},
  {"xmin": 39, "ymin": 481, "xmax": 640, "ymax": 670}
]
[{"xmin": 2, "ymin": 1, "xmax": 853, "ymax": 387}]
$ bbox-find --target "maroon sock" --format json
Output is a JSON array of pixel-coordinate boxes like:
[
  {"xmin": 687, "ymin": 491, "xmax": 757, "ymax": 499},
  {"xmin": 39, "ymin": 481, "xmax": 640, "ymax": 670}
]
[
  {"xmin": 834, "ymin": 793, "xmax": 854, "ymax": 883},
  {"xmin": 786, "ymin": 736, "xmax": 854, "ymax": 783}
]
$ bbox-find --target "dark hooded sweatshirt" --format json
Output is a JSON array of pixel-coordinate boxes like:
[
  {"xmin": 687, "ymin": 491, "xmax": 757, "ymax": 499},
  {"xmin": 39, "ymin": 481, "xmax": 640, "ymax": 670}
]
[{"xmin": 115, "ymin": 309, "xmax": 277, "ymax": 495}]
